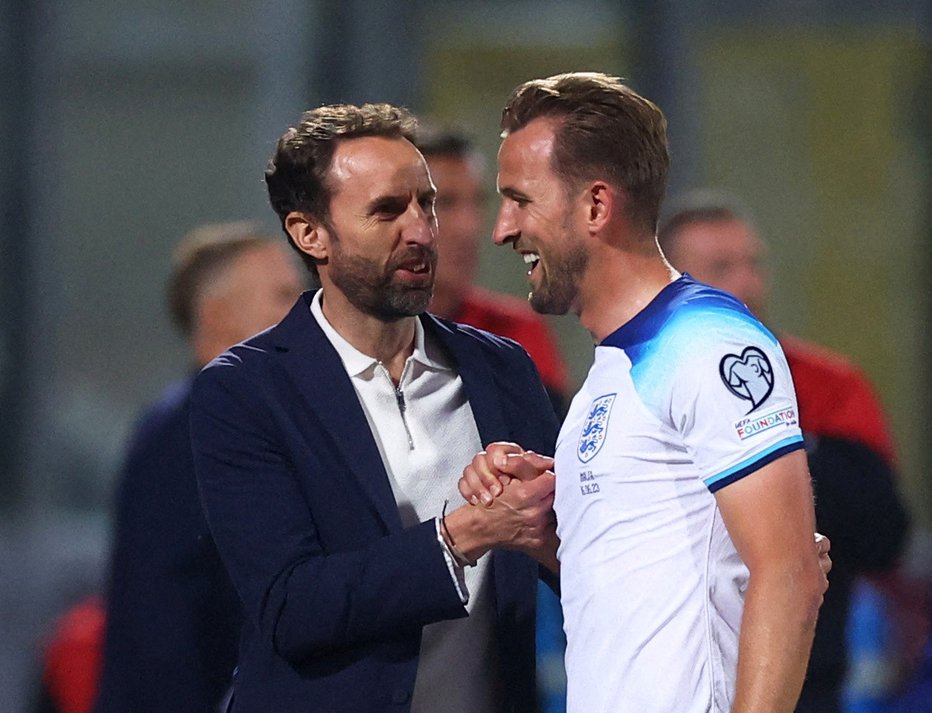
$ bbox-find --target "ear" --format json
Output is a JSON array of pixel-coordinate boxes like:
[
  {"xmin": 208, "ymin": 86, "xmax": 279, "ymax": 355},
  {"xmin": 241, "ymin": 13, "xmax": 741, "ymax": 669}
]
[
  {"xmin": 285, "ymin": 211, "xmax": 330, "ymax": 261},
  {"xmin": 585, "ymin": 181, "xmax": 616, "ymax": 234}
]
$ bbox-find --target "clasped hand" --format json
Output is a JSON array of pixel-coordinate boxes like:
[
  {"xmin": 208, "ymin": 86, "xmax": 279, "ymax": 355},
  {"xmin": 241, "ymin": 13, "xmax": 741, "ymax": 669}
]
[{"xmin": 459, "ymin": 441, "xmax": 553, "ymax": 506}]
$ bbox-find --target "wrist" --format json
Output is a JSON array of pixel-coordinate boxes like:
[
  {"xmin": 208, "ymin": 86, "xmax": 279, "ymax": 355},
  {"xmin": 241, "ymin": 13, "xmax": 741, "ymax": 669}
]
[
  {"xmin": 440, "ymin": 501, "xmax": 477, "ymax": 567},
  {"xmin": 442, "ymin": 502, "xmax": 491, "ymax": 565}
]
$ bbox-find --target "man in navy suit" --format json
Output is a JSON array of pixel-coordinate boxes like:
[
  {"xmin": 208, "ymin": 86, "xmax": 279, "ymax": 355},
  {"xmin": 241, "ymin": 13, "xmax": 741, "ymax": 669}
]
[
  {"xmin": 94, "ymin": 223, "xmax": 305, "ymax": 713},
  {"xmin": 190, "ymin": 104, "xmax": 561, "ymax": 712}
]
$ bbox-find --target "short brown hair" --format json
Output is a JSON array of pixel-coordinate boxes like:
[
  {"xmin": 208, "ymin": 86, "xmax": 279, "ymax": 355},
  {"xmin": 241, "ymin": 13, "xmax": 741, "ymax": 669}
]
[
  {"xmin": 167, "ymin": 222, "xmax": 276, "ymax": 336},
  {"xmin": 501, "ymin": 72, "xmax": 670, "ymax": 231},
  {"xmin": 265, "ymin": 103, "xmax": 418, "ymax": 275}
]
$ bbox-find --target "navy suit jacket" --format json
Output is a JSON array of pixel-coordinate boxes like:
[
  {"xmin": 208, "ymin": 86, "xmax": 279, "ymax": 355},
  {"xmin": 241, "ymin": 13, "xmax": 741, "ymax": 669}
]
[
  {"xmin": 95, "ymin": 379, "xmax": 242, "ymax": 713},
  {"xmin": 191, "ymin": 292, "xmax": 560, "ymax": 713}
]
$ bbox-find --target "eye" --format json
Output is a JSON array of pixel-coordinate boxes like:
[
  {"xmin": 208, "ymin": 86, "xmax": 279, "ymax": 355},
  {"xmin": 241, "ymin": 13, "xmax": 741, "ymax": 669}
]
[
  {"xmin": 372, "ymin": 198, "xmax": 407, "ymax": 219},
  {"xmin": 501, "ymin": 189, "xmax": 531, "ymax": 208}
]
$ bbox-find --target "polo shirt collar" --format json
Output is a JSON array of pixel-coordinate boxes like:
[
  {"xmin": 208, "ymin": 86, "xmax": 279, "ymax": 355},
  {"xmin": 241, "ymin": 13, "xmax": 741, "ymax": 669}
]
[{"xmin": 309, "ymin": 288, "xmax": 449, "ymax": 377}]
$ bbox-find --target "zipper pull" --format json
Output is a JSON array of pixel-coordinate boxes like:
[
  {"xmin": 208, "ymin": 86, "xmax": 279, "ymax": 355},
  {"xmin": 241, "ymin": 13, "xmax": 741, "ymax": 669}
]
[{"xmin": 395, "ymin": 386, "xmax": 414, "ymax": 449}]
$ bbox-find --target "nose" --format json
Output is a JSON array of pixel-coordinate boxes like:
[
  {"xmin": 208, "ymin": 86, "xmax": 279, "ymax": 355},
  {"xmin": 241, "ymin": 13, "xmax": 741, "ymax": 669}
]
[
  {"xmin": 492, "ymin": 200, "xmax": 518, "ymax": 247},
  {"xmin": 403, "ymin": 201, "xmax": 437, "ymax": 248}
]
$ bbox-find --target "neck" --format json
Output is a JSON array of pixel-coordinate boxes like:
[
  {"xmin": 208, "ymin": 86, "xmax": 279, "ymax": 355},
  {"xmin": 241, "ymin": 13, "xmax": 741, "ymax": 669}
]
[
  {"xmin": 575, "ymin": 236, "xmax": 679, "ymax": 343},
  {"xmin": 319, "ymin": 288, "xmax": 417, "ymax": 381}
]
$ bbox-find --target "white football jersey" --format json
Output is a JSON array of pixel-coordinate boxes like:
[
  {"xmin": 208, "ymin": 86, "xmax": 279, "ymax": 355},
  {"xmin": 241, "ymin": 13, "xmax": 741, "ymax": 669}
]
[{"xmin": 555, "ymin": 275, "xmax": 804, "ymax": 713}]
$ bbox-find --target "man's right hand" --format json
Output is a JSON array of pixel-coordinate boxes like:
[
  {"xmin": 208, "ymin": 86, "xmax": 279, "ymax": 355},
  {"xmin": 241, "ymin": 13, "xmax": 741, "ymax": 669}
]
[
  {"xmin": 444, "ymin": 443, "xmax": 559, "ymax": 572},
  {"xmin": 458, "ymin": 441, "xmax": 554, "ymax": 506}
]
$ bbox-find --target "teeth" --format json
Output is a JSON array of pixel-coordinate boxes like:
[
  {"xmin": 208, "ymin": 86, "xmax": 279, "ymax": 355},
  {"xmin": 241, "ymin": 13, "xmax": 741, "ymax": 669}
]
[{"xmin": 522, "ymin": 253, "xmax": 540, "ymax": 265}]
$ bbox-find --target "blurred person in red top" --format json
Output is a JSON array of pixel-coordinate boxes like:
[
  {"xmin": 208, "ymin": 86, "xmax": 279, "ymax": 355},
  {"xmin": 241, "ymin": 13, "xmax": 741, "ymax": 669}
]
[
  {"xmin": 658, "ymin": 190, "xmax": 912, "ymax": 713},
  {"xmin": 34, "ymin": 597, "xmax": 105, "ymax": 713},
  {"xmin": 415, "ymin": 123, "xmax": 568, "ymax": 415}
]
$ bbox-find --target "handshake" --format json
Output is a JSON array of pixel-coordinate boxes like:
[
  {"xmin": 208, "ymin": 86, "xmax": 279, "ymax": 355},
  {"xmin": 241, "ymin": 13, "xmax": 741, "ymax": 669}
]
[
  {"xmin": 459, "ymin": 441, "xmax": 555, "ymax": 506},
  {"xmin": 439, "ymin": 442, "xmax": 560, "ymax": 572}
]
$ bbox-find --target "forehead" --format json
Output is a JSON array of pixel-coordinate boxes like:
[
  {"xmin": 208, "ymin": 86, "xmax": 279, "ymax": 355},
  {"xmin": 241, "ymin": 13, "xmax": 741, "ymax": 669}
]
[
  {"xmin": 496, "ymin": 117, "xmax": 561, "ymax": 184},
  {"xmin": 328, "ymin": 135, "xmax": 431, "ymax": 200}
]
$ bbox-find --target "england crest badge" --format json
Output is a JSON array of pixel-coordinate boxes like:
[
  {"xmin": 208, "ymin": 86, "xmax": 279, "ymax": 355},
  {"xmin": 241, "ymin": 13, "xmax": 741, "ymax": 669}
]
[{"xmin": 577, "ymin": 393, "xmax": 616, "ymax": 463}]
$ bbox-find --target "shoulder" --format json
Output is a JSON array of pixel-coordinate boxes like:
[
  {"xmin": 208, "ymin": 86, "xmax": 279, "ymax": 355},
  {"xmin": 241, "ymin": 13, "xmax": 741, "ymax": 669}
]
[
  {"xmin": 425, "ymin": 313, "xmax": 552, "ymax": 402},
  {"xmin": 604, "ymin": 277, "xmax": 779, "ymax": 365},
  {"xmin": 426, "ymin": 310, "xmax": 527, "ymax": 353},
  {"xmin": 667, "ymin": 282, "xmax": 776, "ymax": 347},
  {"xmin": 196, "ymin": 290, "xmax": 317, "ymax": 389},
  {"xmin": 194, "ymin": 320, "xmax": 291, "ymax": 398},
  {"xmin": 425, "ymin": 313, "xmax": 552, "ymax": 400}
]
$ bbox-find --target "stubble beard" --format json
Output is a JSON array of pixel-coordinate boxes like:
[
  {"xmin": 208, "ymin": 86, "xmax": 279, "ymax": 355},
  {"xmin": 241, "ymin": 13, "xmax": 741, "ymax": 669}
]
[
  {"xmin": 328, "ymin": 238, "xmax": 436, "ymax": 321},
  {"xmin": 528, "ymin": 216, "xmax": 588, "ymax": 316}
]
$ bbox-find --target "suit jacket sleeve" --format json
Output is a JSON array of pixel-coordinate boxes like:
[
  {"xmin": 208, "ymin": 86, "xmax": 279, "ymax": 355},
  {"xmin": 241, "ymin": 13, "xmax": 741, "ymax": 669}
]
[{"xmin": 190, "ymin": 356, "xmax": 468, "ymax": 666}]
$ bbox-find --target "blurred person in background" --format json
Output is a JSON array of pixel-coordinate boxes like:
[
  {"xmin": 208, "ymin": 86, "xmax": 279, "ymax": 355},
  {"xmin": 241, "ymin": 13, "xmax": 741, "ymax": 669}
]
[
  {"xmin": 33, "ymin": 596, "xmax": 105, "ymax": 713},
  {"xmin": 657, "ymin": 190, "xmax": 911, "ymax": 713},
  {"xmin": 415, "ymin": 122, "xmax": 569, "ymax": 712},
  {"xmin": 86, "ymin": 223, "xmax": 306, "ymax": 713}
]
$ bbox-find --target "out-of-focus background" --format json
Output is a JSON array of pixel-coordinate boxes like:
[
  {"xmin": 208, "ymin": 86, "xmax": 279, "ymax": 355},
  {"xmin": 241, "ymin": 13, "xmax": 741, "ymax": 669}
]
[{"xmin": 1, "ymin": 1, "xmax": 929, "ymax": 711}]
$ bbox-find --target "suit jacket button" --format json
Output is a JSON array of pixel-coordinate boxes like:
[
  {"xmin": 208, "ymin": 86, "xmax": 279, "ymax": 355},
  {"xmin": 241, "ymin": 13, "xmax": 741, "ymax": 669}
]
[{"xmin": 391, "ymin": 689, "xmax": 410, "ymax": 704}]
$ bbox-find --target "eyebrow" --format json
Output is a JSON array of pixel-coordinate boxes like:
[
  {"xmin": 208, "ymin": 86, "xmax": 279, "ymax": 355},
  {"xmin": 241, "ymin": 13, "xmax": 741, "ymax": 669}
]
[
  {"xmin": 499, "ymin": 186, "xmax": 530, "ymax": 202},
  {"xmin": 366, "ymin": 187, "xmax": 437, "ymax": 215},
  {"xmin": 366, "ymin": 193, "xmax": 408, "ymax": 215}
]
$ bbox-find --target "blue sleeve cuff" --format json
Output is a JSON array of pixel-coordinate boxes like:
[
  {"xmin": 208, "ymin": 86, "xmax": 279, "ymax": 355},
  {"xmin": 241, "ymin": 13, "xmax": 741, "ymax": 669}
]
[{"xmin": 704, "ymin": 436, "xmax": 806, "ymax": 493}]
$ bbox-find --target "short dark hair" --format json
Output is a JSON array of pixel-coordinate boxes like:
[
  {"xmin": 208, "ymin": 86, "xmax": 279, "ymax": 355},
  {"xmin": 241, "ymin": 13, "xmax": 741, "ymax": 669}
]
[
  {"xmin": 501, "ymin": 72, "xmax": 670, "ymax": 231},
  {"xmin": 657, "ymin": 189, "xmax": 756, "ymax": 256},
  {"xmin": 413, "ymin": 121, "xmax": 476, "ymax": 160},
  {"xmin": 166, "ymin": 222, "xmax": 275, "ymax": 337},
  {"xmin": 265, "ymin": 103, "xmax": 418, "ymax": 276}
]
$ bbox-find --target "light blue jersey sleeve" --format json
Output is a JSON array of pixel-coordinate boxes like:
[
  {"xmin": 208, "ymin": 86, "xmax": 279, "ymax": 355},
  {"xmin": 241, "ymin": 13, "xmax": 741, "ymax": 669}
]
[{"xmin": 662, "ymin": 296, "xmax": 804, "ymax": 492}]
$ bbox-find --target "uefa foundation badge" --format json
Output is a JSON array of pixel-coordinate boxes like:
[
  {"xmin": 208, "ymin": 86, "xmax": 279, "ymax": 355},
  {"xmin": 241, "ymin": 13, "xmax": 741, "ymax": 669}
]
[{"xmin": 719, "ymin": 346, "xmax": 774, "ymax": 413}]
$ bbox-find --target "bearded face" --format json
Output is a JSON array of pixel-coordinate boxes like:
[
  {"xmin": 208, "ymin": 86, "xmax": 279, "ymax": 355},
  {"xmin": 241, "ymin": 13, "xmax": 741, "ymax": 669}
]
[
  {"xmin": 327, "ymin": 227, "xmax": 437, "ymax": 320},
  {"xmin": 525, "ymin": 207, "xmax": 588, "ymax": 316}
]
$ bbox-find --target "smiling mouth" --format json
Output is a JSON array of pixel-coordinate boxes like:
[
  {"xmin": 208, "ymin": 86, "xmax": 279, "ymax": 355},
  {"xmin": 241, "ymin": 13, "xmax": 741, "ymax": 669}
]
[{"xmin": 522, "ymin": 252, "xmax": 540, "ymax": 276}]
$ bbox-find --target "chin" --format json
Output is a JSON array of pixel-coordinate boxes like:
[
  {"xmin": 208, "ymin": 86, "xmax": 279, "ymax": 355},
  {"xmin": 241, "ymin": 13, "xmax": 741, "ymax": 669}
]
[{"xmin": 528, "ymin": 292, "xmax": 569, "ymax": 316}]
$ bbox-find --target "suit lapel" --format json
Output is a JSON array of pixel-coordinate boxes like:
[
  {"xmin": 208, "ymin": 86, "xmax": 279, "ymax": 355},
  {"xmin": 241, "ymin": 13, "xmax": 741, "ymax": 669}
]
[
  {"xmin": 265, "ymin": 298, "xmax": 514, "ymax": 532},
  {"xmin": 425, "ymin": 315, "xmax": 511, "ymax": 447},
  {"xmin": 269, "ymin": 293, "xmax": 402, "ymax": 532}
]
